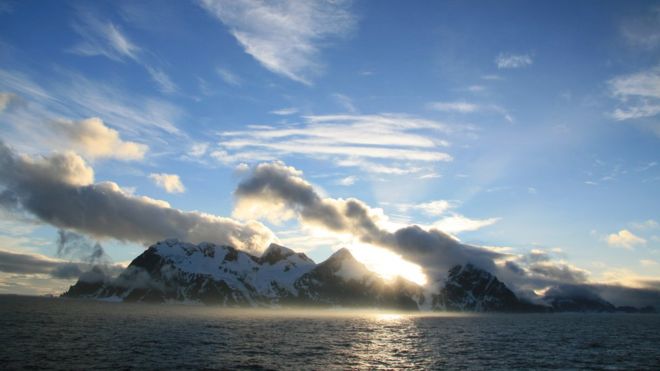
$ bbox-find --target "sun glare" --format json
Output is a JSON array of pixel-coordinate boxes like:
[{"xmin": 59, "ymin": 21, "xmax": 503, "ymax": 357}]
[
  {"xmin": 375, "ymin": 313, "xmax": 405, "ymax": 321},
  {"xmin": 347, "ymin": 243, "xmax": 428, "ymax": 286}
]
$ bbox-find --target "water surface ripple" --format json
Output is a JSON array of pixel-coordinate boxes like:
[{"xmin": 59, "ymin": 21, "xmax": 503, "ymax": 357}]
[{"xmin": 1, "ymin": 296, "xmax": 659, "ymax": 370}]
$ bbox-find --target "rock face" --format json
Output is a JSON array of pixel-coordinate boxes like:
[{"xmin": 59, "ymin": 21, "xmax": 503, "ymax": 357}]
[{"xmin": 431, "ymin": 264, "xmax": 546, "ymax": 312}]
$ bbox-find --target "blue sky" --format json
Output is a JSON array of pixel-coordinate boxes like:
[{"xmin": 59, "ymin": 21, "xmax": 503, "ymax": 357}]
[{"xmin": 0, "ymin": 0, "xmax": 658, "ymax": 294}]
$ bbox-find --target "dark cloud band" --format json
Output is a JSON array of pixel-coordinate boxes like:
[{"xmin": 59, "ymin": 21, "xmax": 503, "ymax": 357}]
[{"xmin": 0, "ymin": 141, "xmax": 274, "ymax": 254}]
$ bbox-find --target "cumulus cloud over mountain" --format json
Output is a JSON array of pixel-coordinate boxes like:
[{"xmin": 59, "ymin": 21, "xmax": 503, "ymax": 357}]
[
  {"xmin": 231, "ymin": 162, "xmax": 660, "ymax": 308},
  {"xmin": 234, "ymin": 161, "xmax": 502, "ymax": 279}
]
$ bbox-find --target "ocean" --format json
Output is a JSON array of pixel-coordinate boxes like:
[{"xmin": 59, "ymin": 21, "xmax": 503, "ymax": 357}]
[{"xmin": 1, "ymin": 295, "xmax": 659, "ymax": 370}]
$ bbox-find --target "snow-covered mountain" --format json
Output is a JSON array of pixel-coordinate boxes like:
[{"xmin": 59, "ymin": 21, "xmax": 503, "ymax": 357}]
[
  {"xmin": 293, "ymin": 247, "xmax": 425, "ymax": 310},
  {"xmin": 65, "ymin": 239, "xmax": 635, "ymax": 312},
  {"xmin": 63, "ymin": 239, "xmax": 425, "ymax": 309}
]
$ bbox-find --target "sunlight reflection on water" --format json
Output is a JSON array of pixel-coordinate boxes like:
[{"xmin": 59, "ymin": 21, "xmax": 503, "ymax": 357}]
[
  {"xmin": 1, "ymin": 296, "xmax": 659, "ymax": 370},
  {"xmin": 375, "ymin": 313, "xmax": 405, "ymax": 321}
]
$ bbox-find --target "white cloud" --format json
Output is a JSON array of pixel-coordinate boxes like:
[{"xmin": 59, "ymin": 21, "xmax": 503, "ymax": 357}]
[
  {"xmin": 210, "ymin": 149, "xmax": 277, "ymax": 165},
  {"xmin": 631, "ymin": 219, "xmax": 659, "ymax": 230},
  {"xmin": 495, "ymin": 53, "xmax": 533, "ymax": 69},
  {"xmin": 391, "ymin": 200, "xmax": 453, "ymax": 217},
  {"xmin": 610, "ymin": 67, "xmax": 660, "ymax": 99},
  {"xmin": 189, "ymin": 142, "xmax": 209, "ymax": 158},
  {"xmin": 419, "ymin": 172, "xmax": 442, "ymax": 179},
  {"xmin": 216, "ymin": 67, "xmax": 241, "ymax": 86},
  {"xmin": 606, "ymin": 229, "xmax": 646, "ymax": 249},
  {"xmin": 428, "ymin": 101, "xmax": 479, "ymax": 113},
  {"xmin": 214, "ymin": 113, "xmax": 454, "ymax": 172},
  {"xmin": 609, "ymin": 66, "xmax": 660, "ymax": 122},
  {"xmin": 149, "ymin": 173, "xmax": 186, "ymax": 193},
  {"xmin": 640, "ymin": 259, "xmax": 658, "ymax": 267},
  {"xmin": 467, "ymin": 85, "xmax": 486, "ymax": 92},
  {"xmin": 335, "ymin": 159, "xmax": 425, "ymax": 175},
  {"xmin": 431, "ymin": 214, "xmax": 500, "ymax": 234},
  {"xmin": 612, "ymin": 101, "xmax": 660, "ymax": 121},
  {"xmin": 51, "ymin": 117, "xmax": 148, "ymax": 161},
  {"xmin": 0, "ymin": 69, "xmax": 182, "ymax": 140},
  {"xmin": 621, "ymin": 7, "xmax": 660, "ymax": 50},
  {"xmin": 415, "ymin": 200, "xmax": 453, "ymax": 216},
  {"xmin": 428, "ymin": 101, "xmax": 514, "ymax": 122},
  {"xmin": 234, "ymin": 162, "xmax": 250, "ymax": 173},
  {"xmin": 636, "ymin": 161, "xmax": 657, "ymax": 172},
  {"xmin": 385, "ymin": 200, "xmax": 499, "ymax": 234},
  {"xmin": 200, "ymin": 0, "xmax": 355, "ymax": 84},
  {"xmin": 270, "ymin": 107, "xmax": 298, "ymax": 116},
  {"xmin": 337, "ymin": 175, "xmax": 357, "ymax": 186}
]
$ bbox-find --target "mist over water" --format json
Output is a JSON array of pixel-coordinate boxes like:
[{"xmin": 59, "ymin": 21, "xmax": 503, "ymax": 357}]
[{"xmin": 1, "ymin": 296, "xmax": 659, "ymax": 370}]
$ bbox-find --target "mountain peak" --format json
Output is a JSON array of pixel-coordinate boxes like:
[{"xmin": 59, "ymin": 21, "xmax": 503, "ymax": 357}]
[
  {"xmin": 327, "ymin": 247, "xmax": 354, "ymax": 261},
  {"xmin": 260, "ymin": 243, "xmax": 296, "ymax": 264},
  {"xmin": 434, "ymin": 263, "xmax": 544, "ymax": 312},
  {"xmin": 316, "ymin": 247, "xmax": 371, "ymax": 281}
]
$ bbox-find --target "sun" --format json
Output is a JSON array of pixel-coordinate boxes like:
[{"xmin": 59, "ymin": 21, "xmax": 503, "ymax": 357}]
[{"xmin": 346, "ymin": 242, "xmax": 428, "ymax": 286}]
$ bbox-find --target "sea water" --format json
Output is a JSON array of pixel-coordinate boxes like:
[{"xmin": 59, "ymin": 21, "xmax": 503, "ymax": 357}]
[{"xmin": 1, "ymin": 295, "xmax": 659, "ymax": 370}]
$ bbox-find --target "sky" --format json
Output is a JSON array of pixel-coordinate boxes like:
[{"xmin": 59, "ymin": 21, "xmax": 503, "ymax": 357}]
[{"xmin": 0, "ymin": 0, "xmax": 658, "ymax": 297}]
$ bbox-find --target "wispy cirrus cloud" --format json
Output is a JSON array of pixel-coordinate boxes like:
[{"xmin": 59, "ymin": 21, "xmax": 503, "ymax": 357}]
[
  {"xmin": 216, "ymin": 67, "xmax": 242, "ymax": 86},
  {"xmin": 428, "ymin": 101, "xmax": 479, "ymax": 113},
  {"xmin": 70, "ymin": 11, "xmax": 140, "ymax": 61},
  {"xmin": 620, "ymin": 6, "xmax": 660, "ymax": 50},
  {"xmin": 0, "ymin": 68, "xmax": 182, "ymax": 153},
  {"xmin": 212, "ymin": 113, "xmax": 455, "ymax": 174},
  {"xmin": 145, "ymin": 66, "xmax": 178, "ymax": 94},
  {"xmin": 199, "ymin": 0, "xmax": 356, "ymax": 84},
  {"xmin": 383, "ymin": 199, "xmax": 500, "ymax": 234},
  {"xmin": 428, "ymin": 101, "xmax": 514, "ymax": 123},
  {"xmin": 70, "ymin": 10, "xmax": 177, "ymax": 93},
  {"xmin": 495, "ymin": 52, "xmax": 533, "ymax": 69},
  {"xmin": 385, "ymin": 200, "xmax": 454, "ymax": 217},
  {"xmin": 332, "ymin": 93, "xmax": 357, "ymax": 113}
]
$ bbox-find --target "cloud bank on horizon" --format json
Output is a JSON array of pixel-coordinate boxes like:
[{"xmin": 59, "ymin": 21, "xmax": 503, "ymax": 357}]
[{"xmin": 0, "ymin": 0, "xmax": 658, "ymax": 300}]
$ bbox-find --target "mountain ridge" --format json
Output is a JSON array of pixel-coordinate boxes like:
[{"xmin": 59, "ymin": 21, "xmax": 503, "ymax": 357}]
[{"xmin": 63, "ymin": 239, "xmax": 654, "ymax": 313}]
